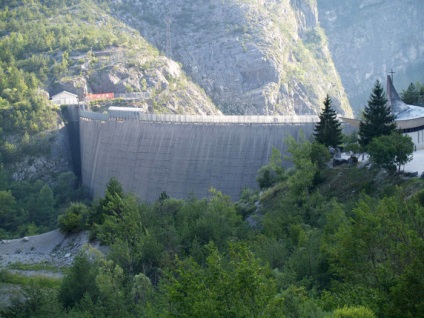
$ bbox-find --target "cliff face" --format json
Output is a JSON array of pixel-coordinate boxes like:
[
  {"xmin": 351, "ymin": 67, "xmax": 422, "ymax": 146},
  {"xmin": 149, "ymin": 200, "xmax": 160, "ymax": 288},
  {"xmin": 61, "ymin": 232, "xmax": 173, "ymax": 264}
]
[
  {"xmin": 318, "ymin": 0, "xmax": 424, "ymax": 115},
  {"xmin": 109, "ymin": 0, "xmax": 352, "ymax": 116}
]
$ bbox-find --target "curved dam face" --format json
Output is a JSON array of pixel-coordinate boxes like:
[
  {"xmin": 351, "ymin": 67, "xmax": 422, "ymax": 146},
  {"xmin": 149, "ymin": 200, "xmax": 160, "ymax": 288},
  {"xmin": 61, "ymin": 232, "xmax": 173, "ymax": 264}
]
[{"xmin": 80, "ymin": 112, "xmax": 318, "ymax": 202}]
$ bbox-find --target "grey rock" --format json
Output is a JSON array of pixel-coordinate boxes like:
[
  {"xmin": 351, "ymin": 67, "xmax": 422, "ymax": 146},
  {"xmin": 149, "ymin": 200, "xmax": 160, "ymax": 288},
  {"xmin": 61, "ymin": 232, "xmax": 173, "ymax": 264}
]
[{"xmin": 109, "ymin": 0, "xmax": 352, "ymax": 116}]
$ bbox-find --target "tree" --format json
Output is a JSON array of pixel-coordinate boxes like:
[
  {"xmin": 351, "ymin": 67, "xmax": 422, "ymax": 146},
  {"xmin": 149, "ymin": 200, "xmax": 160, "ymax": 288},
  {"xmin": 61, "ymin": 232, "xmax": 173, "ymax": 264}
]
[
  {"xmin": 313, "ymin": 94, "xmax": 342, "ymax": 148},
  {"xmin": 58, "ymin": 202, "xmax": 90, "ymax": 233},
  {"xmin": 0, "ymin": 190, "xmax": 18, "ymax": 231},
  {"xmin": 59, "ymin": 248, "xmax": 102, "ymax": 308},
  {"xmin": 367, "ymin": 132, "xmax": 414, "ymax": 173},
  {"xmin": 401, "ymin": 82, "xmax": 419, "ymax": 105},
  {"xmin": 359, "ymin": 80, "xmax": 396, "ymax": 148},
  {"xmin": 256, "ymin": 147, "xmax": 285, "ymax": 189},
  {"xmin": 163, "ymin": 243, "xmax": 284, "ymax": 318}
]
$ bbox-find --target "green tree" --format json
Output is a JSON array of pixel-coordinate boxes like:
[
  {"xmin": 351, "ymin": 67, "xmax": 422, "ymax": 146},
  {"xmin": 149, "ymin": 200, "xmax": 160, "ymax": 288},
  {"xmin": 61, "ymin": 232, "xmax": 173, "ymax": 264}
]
[
  {"xmin": 163, "ymin": 243, "xmax": 284, "ymax": 318},
  {"xmin": 89, "ymin": 177, "xmax": 125, "ymax": 227},
  {"xmin": 359, "ymin": 80, "xmax": 396, "ymax": 148},
  {"xmin": 313, "ymin": 94, "xmax": 342, "ymax": 148},
  {"xmin": 34, "ymin": 184, "xmax": 56, "ymax": 226},
  {"xmin": 59, "ymin": 247, "xmax": 102, "ymax": 309},
  {"xmin": 0, "ymin": 190, "xmax": 18, "ymax": 231},
  {"xmin": 401, "ymin": 82, "xmax": 419, "ymax": 105},
  {"xmin": 256, "ymin": 147, "xmax": 285, "ymax": 189},
  {"xmin": 325, "ymin": 190, "xmax": 424, "ymax": 316},
  {"xmin": 58, "ymin": 202, "xmax": 90, "ymax": 233},
  {"xmin": 367, "ymin": 132, "xmax": 414, "ymax": 173}
]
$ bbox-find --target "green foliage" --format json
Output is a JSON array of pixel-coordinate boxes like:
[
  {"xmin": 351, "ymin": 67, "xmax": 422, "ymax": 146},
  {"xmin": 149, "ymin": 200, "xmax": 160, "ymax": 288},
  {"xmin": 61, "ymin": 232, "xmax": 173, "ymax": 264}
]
[
  {"xmin": 333, "ymin": 305, "xmax": 376, "ymax": 318},
  {"xmin": 0, "ymin": 169, "xmax": 85, "ymax": 237},
  {"xmin": 367, "ymin": 132, "xmax": 414, "ymax": 173},
  {"xmin": 0, "ymin": 284, "xmax": 62, "ymax": 318},
  {"xmin": 359, "ymin": 80, "xmax": 396, "ymax": 148},
  {"xmin": 59, "ymin": 248, "xmax": 102, "ymax": 309},
  {"xmin": 0, "ymin": 190, "xmax": 19, "ymax": 231},
  {"xmin": 400, "ymin": 81, "xmax": 424, "ymax": 106},
  {"xmin": 342, "ymin": 131, "xmax": 360, "ymax": 154},
  {"xmin": 58, "ymin": 202, "xmax": 90, "ymax": 233},
  {"xmin": 314, "ymin": 94, "xmax": 343, "ymax": 148},
  {"xmin": 256, "ymin": 147, "xmax": 285, "ymax": 189},
  {"xmin": 163, "ymin": 243, "xmax": 284, "ymax": 318},
  {"xmin": 0, "ymin": 269, "xmax": 62, "ymax": 289},
  {"xmin": 324, "ymin": 189, "xmax": 424, "ymax": 316}
]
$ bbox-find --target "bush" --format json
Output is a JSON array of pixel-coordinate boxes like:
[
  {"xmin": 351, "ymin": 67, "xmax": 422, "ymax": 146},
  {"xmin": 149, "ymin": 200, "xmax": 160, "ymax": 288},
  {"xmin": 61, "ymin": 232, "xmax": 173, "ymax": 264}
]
[
  {"xmin": 333, "ymin": 306, "xmax": 376, "ymax": 318},
  {"xmin": 58, "ymin": 202, "xmax": 90, "ymax": 233},
  {"xmin": 256, "ymin": 147, "xmax": 285, "ymax": 189}
]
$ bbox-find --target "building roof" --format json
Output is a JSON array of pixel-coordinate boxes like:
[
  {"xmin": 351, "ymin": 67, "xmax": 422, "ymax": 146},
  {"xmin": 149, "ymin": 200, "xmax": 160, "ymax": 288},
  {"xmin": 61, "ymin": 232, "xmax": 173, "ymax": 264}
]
[
  {"xmin": 387, "ymin": 75, "xmax": 424, "ymax": 120},
  {"xmin": 51, "ymin": 91, "xmax": 78, "ymax": 99}
]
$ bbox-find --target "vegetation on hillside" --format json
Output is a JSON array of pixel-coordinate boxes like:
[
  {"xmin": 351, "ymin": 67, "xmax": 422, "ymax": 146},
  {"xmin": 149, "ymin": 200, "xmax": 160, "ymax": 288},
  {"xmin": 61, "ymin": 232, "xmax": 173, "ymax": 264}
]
[{"xmin": 2, "ymin": 135, "xmax": 423, "ymax": 318}]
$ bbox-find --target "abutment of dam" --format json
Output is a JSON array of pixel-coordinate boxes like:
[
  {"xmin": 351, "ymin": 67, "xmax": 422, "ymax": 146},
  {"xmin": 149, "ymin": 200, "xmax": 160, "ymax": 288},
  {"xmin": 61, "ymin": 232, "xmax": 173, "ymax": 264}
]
[{"xmin": 79, "ymin": 109, "xmax": 321, "ymax": 202}]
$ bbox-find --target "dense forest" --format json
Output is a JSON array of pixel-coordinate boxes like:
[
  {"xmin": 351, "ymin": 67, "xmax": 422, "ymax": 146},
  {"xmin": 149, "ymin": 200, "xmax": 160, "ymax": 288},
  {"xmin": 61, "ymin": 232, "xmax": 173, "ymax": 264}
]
[{"xmin": 1, "ymin": 135, "xmax": 424, "ymax": 317}]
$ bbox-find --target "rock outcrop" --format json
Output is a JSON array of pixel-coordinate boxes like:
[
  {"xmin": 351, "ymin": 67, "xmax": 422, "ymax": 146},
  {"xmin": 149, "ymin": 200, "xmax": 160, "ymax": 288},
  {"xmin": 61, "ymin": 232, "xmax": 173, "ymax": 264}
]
[{"xmin": 109, "ymin": 0, "xmax": 352, "ymax": 116}]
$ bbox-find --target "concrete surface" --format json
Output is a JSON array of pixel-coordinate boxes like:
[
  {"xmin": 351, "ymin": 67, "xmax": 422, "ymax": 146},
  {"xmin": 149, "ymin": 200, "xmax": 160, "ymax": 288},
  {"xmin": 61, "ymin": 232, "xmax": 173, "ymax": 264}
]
[
  {"xmin": 80, "ymin": 118, "xmax": 318, "ymax": 202},
  {"xmin": 404, "ymin": 149, "xmax": 424, "ymax": 176}
]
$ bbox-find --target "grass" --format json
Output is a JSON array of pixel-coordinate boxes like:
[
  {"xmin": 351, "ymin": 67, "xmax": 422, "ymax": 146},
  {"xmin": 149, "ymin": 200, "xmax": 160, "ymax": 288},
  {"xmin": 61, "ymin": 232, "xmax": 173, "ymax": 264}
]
[
  {"xmin": 7, "ymin": 262, "xmax": 62, "ymax": 273},
  {"xmin": 0, "ymin": 269, "xmax": 62, "ymax": 289}
]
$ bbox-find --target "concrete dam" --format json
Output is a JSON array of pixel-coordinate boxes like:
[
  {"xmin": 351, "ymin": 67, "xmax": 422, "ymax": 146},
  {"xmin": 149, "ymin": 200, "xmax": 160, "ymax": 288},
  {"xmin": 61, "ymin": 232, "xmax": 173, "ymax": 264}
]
[{"xmin": 79, "ymin": 108, "xmax": 319, "ymax": 202}]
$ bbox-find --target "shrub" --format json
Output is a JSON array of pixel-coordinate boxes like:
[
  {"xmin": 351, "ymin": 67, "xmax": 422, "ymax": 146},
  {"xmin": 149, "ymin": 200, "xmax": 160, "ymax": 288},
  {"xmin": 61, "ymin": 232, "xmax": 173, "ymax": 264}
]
[
  {"xmin": 58, "ymin": 202, "xmax": 90, "ymax": 233},
  {"xmin": 333, "ymin": 306, "xmax": 376, "ymax": 318}
]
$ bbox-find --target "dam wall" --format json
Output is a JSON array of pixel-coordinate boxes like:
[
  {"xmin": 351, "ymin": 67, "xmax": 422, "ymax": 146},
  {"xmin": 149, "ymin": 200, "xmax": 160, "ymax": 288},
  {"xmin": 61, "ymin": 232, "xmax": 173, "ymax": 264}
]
[{"xmin": 80, "ymin": 113, "xmax": 318, "ymax": 202}]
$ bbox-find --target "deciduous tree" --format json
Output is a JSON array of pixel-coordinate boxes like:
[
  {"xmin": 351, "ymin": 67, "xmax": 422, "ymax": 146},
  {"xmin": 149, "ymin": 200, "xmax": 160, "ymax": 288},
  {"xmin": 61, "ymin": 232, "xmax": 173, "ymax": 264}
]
[{"xmin": 367, "ymin": 132, "xmax": 414, "ymax": 173}]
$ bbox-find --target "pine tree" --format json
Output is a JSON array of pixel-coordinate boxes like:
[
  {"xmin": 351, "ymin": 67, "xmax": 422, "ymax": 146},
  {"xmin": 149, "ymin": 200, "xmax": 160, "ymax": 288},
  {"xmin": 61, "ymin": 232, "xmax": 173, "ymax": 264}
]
[
  {"xmin": 359, "ymin": 80, "xmax": 396, "ymax": 148},
  {"xmin": 401, "ymin": 82, "xmax": 419, "ymax": 105},
  {"xmin": 313, "ymin": 94, "xmax": 342, "ymax": 148}
]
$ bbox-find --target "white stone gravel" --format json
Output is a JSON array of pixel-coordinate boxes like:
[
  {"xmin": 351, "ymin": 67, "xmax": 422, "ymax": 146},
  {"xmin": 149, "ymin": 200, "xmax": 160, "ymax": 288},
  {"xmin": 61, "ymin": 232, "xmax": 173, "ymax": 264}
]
[{"xmin": 0, "ymin": 229, "xmax": 100, "ymax": 268}]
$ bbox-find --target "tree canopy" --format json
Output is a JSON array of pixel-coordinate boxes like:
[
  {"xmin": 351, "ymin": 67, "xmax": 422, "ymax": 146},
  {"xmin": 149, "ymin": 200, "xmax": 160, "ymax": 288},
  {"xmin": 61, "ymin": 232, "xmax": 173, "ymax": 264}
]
[
  {"xmin": 359, "ymin": 80, "xmax": 396, "ymax": 148},
  {"xmin": 401, "ymin": 81, "xmax": 424, "ymax": 106},
  {"xmin": 367, "ymin": 132, "xmax": 414, "ymax": 173}
]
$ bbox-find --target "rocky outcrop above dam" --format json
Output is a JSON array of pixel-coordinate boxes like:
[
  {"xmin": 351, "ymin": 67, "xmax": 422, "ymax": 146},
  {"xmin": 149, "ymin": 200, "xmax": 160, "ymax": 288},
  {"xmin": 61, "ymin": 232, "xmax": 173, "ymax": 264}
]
[{"xmin": 109, "ymin": 0, "xmax": 352, "ymax": 116}]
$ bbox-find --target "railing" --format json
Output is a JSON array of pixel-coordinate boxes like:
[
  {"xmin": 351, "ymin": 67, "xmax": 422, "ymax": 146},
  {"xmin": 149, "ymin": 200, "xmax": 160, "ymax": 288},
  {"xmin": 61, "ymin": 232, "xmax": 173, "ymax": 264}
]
[
  {"xmin": 80, "ymin": 107, "xmax": 319, "ymax": 124},
  {"xmin": 80, "ymin": 110, "xmax": 108, "ymax": 121},
  {"xmin": 114, "ymin": 92, "xmax": 151, "ymax": 100}
]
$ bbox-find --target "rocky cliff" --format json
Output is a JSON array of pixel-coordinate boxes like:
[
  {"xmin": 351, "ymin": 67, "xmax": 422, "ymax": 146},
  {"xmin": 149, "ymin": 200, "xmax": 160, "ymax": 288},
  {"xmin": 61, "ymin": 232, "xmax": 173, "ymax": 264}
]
[
  {"xmin": 45, "ymin": 2, "xmax": 221, "ymax": 115},
  {"xmin": 108, "ymin": 0, "xmax": 352, "ymax": 116},
  {"xmin": 318, "ymin": 0, "xmax": 424, "ymax": 115}
]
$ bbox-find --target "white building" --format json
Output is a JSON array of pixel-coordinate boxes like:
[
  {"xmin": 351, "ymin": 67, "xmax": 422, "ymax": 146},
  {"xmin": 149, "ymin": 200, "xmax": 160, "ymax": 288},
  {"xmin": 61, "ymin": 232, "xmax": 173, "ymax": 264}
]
[{"xmin": 51, "ymin": 91, "xmax": 78, "ymax": 105}]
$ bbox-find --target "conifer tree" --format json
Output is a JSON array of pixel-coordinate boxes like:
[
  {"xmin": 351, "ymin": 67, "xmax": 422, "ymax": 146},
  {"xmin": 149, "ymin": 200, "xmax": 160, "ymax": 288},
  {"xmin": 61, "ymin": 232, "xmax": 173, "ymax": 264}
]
[
  {"xmin": 359, "ymin": 80, "xmax": 396, "ymax": 148},
  {"xmin": 313, "ymin": 94, "xmax": 342, "ymax": 148},
  {"xmin": 401, "ymin": 82, "xmax": 419, "ymax": 105}
]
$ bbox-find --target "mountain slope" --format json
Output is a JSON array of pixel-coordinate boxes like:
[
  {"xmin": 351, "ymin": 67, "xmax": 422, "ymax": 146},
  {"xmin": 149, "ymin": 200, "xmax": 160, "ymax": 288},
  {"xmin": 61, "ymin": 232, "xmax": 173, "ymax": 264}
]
[
  {"xmin": 108, "ymin": 0, "xmax": 352, "ymax": 116},
  {"xmin": 0, "ymin": 0, "xmax": 220, "ymax": 116}
]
